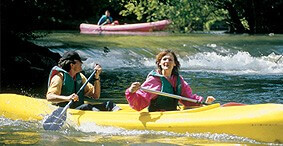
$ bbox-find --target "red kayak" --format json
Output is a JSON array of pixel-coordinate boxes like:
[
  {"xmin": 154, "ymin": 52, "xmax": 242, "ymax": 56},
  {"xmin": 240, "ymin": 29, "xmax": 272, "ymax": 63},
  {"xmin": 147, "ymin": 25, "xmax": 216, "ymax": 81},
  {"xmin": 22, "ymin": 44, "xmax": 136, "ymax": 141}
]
[{"xmin": 80, "ymin": 20, "xmax": 170, "ymax": 35}]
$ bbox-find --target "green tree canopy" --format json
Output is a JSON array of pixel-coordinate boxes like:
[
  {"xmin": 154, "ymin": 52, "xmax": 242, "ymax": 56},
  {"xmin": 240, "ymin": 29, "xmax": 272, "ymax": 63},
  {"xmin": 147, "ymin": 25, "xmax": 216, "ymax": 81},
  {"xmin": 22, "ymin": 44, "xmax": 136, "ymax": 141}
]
[{"xmin": 119, "ymin": 0, "xmax": 283, "ymax": 33}]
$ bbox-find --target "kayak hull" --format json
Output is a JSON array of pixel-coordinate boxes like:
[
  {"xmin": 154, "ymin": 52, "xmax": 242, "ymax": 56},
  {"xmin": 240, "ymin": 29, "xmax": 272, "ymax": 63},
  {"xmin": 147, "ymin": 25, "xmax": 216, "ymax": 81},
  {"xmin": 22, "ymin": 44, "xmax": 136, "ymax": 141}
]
[
  {"xmin": 80, "ymin": 20, "xmax": 170, "ymax": 34},
  {"xmin": 0, "ymin": 94, "xmax": 283, "ymax": 143}
]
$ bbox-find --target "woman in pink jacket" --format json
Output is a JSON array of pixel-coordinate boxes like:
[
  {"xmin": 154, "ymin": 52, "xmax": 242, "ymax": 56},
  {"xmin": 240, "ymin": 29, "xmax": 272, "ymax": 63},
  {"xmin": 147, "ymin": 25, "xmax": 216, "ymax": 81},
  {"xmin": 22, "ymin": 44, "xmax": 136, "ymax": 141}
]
[{"xmin": 125, "ymin": 50, "xmax": 215, "ymax": 112}]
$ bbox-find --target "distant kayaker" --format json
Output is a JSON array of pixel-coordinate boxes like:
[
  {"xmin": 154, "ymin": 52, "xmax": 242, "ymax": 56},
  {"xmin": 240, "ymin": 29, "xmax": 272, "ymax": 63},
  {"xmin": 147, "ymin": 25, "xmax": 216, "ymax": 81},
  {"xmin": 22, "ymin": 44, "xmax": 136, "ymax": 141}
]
[
  {"xmin": 97, "ymin": 10, "xmax": 119, "ymax": 26},
  {"xmin": 46, "ymin": 51, "xmax": 119, "ymax": 111},
  {"xmin": 125, "ymin": 50, "xmax": 215, "ymax": 112}
]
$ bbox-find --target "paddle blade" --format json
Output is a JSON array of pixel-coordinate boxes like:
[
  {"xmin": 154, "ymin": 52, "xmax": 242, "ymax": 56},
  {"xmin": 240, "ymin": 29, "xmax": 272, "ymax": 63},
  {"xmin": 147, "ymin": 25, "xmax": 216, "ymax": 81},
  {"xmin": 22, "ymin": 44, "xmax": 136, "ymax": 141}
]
[{"xmin": 43, "ymin": 107, "xmax": 67, "ymax": 130}]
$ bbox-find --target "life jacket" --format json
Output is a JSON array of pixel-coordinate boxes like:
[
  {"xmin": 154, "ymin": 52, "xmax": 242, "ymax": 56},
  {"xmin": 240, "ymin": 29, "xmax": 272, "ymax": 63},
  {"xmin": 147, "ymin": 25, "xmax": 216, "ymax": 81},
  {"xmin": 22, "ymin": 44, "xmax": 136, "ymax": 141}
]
[
  {"xmin": 48, "ymin": 66, "xmax": 85, "ymax": 108},
  {"xmin": 148, "ymin": 70, "xmax": 182, "ymax": 112}
]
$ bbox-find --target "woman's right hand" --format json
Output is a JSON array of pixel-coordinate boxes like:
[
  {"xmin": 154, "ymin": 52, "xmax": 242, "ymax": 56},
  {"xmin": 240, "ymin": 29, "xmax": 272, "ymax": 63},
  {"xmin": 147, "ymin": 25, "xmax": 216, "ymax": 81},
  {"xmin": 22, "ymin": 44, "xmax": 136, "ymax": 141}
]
[
  {"xmin": 205, "ymin": 96, "xmax": 215, "ymax": 104},
  {"xmin": 68, "ymin": 93, "xmax": 79, "ymax": 102},
  {"xmin": 129, "ymin": 82, "xmax": 141, "ymax": 93}
]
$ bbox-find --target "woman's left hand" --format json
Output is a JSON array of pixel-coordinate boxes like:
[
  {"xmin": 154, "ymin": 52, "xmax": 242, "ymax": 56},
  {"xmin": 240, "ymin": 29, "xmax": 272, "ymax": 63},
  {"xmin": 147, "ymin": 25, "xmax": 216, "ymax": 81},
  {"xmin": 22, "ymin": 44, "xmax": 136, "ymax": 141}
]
[{"xmin": 205, "ymin": 96, "xmax": 215, "ymax": 104}]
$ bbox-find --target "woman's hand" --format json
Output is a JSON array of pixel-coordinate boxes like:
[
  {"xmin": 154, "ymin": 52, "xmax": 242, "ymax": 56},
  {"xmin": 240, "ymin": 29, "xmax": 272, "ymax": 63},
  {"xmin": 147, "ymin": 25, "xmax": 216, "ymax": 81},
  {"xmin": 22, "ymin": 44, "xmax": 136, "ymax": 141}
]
[
  {"xmin": 129, "ymin": 82, "xmax": 141, "ymax": 93},
  {"xmin": 68, "ymin": 93, "xmax": 79, "ymax": 102},
  {"xmin": 205, "ymin": 96, "xmax": 215, "ymax": 104},
  {"xmin": 94, "ymin": 64, "xmax": 102, "ymax": 79}
]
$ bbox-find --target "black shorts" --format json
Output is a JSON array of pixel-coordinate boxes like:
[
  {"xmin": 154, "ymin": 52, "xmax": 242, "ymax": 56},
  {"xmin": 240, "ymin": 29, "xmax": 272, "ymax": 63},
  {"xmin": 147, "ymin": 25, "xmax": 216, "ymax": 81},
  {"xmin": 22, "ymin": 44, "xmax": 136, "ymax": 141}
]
[{"xmin": 75, "ymin": 101, "xmax": 118, "ymax": 111}]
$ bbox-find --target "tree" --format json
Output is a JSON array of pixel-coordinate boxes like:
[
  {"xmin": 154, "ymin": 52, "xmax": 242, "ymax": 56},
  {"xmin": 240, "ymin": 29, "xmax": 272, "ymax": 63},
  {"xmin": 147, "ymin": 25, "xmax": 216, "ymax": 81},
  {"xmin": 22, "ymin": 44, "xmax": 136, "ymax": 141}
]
[
  {"xmin": 119, "ymin": 0, "xmax": 283, "ymax": 33},
  {"xmin": 209, "ymin": 0, "xmax": 283, "ymax": 33},
  {"xmin": 119, "ymin": 0, "xmax": 228, "ymax": 32}
]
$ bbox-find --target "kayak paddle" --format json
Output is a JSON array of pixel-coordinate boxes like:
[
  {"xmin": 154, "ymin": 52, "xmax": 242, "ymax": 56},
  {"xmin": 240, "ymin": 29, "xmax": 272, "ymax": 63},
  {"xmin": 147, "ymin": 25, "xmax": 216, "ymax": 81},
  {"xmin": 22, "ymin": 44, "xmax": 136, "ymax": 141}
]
[
  {"xmin": 141, "ymin": 87, "xmax": 210, "ymax": 105},
  {"xmin": 43, "ymin": 70, "xmax": 97, "ymax": 130},
  {"xmin": 275, "ymin": 55, "xmax": 282, "ymax": 63}
]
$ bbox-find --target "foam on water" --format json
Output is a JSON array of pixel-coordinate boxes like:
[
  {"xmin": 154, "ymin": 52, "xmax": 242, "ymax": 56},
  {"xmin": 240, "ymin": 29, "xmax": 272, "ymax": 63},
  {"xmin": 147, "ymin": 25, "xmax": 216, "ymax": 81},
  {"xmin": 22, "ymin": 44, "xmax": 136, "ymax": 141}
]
[
  {"xmin": 50, "ymin": 48, "xmax": 146, "ymax": 69},
  {"xmin": 50, "ymin": 48, "xmax": 282, "ymax": 75},
  {"xmin": 0, "ymin": 117, "xmax": 40, "ymax": 131},
  {"xmin": 75, "ymin": 122, "xmax": 260, "ymax": 144},
  {"xmin": 185, "ymin": 51, "xmax": 283, "ymax": 75},
  {"xmin": 0, "ymin": 117, "xmax": 276, "ymax": 145},
  {"xmin": 143, "ymin": 51, "xmax": 283, "ymax": 75}
]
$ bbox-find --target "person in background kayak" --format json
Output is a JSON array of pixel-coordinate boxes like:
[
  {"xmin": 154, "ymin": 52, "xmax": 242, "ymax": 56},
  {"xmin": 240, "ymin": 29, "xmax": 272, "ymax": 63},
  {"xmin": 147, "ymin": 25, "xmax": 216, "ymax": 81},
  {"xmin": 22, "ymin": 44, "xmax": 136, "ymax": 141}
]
[
  {"xmin": 97, "ymin": 10, "xmax": 119, "ymax": 26},
  {"xmin": 125, "ymin": 50, "xmax": 215, "ymax": 112},
  {"xmin": 46, "ymin": 51, "xmax": 119, "ymax": 111}
]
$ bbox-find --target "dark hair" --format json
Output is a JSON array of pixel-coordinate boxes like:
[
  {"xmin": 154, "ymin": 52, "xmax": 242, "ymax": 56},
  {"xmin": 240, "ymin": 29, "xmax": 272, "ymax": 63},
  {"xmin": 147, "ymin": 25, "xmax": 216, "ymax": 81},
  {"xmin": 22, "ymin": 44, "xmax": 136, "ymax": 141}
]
[
  {"xmin": 155, "ymin": 50, "xmax": 180, "ymax": 75},
  {"xmin": 58, "ymin": 51, "xmax": 85, "ymax": 72},
  {"xmin": 58, "ymin": 58, "xmax": 75, "ymax": 72}
]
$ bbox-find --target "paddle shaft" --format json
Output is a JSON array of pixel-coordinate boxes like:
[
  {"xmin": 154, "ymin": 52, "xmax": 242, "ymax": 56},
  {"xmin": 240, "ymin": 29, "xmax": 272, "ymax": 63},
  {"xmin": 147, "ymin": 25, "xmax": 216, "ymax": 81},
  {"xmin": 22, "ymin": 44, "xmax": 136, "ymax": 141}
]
[
  {"xmin": 101, "ymin": 20, "xmax": 108, "ymax": 26},
  {"xmin": 141, "ymin": 87, "xmax": 210, "ymax": 105},
  {"xmin": 275, "ymin": 55, "xmax": 283, "ymax": 63},
  {"xmin": 51, "ymin": 70, "xmax": 97, "ymax": 127},
  {"xmin": 99, "ymin": 19, "xmax": 110, "ymax": 26}
]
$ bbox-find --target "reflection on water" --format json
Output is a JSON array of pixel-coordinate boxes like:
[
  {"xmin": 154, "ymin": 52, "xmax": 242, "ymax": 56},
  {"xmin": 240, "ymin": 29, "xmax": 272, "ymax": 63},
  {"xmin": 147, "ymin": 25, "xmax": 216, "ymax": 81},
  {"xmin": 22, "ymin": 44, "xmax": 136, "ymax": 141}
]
[
  {"xmin": 0, "ymin": 132, "xmax": 40, "ymax": 145},
  {"xmin": 1, "ymin": 117, "xmax": 264, "ymax": 145}
]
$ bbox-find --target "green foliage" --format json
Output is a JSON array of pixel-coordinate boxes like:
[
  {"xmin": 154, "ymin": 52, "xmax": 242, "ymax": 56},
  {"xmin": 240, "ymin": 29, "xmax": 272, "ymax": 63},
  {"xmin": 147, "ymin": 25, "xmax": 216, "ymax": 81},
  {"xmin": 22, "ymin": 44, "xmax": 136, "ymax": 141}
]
[
  {"xmin": 119, "ymin": 0, "xmax": 283, "ymax": 33},
  {"xmin": 119, "ymin": 0, "xmax": 228, "ymax": 32},
  {"xmin": 240, "ymin": 18, "xmax": 250, "ymax": 30},
  {"xmin": 1, "ymin": 0, "xmax": 282, "ymax": 36}
]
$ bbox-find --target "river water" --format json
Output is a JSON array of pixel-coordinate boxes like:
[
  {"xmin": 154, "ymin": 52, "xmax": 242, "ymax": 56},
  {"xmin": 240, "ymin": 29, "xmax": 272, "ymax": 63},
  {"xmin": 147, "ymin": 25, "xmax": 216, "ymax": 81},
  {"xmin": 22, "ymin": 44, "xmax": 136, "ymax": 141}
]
[{"xmin": 1, "ymin": 32, "xmax": 283, "ymax": 145}]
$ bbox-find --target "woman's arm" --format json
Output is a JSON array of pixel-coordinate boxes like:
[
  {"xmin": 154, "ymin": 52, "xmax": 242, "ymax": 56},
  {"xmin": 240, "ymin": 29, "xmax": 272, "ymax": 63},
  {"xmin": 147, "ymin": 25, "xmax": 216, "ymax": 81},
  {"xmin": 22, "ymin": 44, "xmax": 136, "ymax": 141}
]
[{"xmin": 125, "ymin": 76, "xmax": 161, "ymax": 111}]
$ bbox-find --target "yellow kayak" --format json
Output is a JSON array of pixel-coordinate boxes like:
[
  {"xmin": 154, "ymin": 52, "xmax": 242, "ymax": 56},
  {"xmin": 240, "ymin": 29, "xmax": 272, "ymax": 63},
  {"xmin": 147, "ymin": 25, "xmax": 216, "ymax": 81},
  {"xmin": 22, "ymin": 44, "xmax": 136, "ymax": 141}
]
[{"xmin": 0, "ymin": 94, "xmax": 282, "ymax": 143}]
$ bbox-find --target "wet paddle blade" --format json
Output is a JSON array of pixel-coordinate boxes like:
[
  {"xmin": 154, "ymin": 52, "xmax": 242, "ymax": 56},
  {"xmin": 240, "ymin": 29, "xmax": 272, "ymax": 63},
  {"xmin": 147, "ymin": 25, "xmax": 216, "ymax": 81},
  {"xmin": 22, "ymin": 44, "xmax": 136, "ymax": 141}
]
[
  {"xmin": 43, "ymin": 107, "xmax": 67, "ymax": 130},
  {"xmin": 43, "ymin": 70, "xmax": 96, "ymax": 131}
]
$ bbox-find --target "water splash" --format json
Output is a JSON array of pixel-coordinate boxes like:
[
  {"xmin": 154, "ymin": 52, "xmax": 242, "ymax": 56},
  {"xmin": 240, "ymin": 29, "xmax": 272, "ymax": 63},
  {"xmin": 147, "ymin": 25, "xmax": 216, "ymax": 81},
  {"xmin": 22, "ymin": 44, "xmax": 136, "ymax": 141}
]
[
  {"xmin": 50, "ymin": 48, "xmax": 147, "ymax": 69},
  {"xmin": 185, "ymin": 51, "xmax": 283, "ymax": 75},
  {"xmin": 50, "ymin": 48, "xmax": 282, "ymax": 75},
  {"xmin": 0, "ymin": 117, "xmax": 277, "ymax": 145},
  {"xmin": 0, "ymin": 117, "xmax": 41, "ymax": 131},
  {"xmin": 187, "ymin": 133, "xmax": 260, "ymax": 144},
  {"xmin": 75, "ymin": 122, "xmax": 261, "ymax": 144}
]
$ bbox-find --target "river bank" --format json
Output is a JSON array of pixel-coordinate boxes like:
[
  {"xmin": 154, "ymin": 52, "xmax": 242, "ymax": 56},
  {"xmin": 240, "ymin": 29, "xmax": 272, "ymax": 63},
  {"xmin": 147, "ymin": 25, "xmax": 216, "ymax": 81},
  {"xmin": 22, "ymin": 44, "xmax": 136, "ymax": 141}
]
[{"xmin": 1, "ymin": 34, "xmax": 60, "ymax": 97}]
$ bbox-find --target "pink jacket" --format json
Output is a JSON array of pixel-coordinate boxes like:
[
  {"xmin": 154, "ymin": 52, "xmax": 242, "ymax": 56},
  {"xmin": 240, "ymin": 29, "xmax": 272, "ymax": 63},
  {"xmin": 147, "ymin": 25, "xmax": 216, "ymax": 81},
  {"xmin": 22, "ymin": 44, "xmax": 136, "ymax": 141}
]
[{"xmin": 125, "ymin": 74, "xmax": 204, "ymax": 111}]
